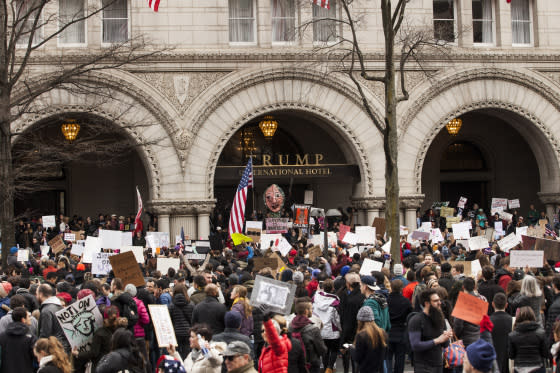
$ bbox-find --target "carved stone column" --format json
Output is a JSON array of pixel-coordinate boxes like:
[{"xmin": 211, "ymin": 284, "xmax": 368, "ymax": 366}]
[
  {"xmin": 538, "ymin": 192, "xmax": 560, "ymax": 220},
  {"xmin": 196, "ymin": 202, "xmax": 215, "ymax": 240},
  {"xmin": 399, "ymin": 195, "xmax": 425, "ymax": 234},
  {"xmin": 351, "ymin": 197, "xmax": 386, "ymax": 226}
]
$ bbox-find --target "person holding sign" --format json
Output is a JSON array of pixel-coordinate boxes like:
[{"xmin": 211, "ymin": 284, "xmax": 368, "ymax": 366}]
[
  {"xmin": 508, "ymin": 307, "xmax": 547, "ymax": 373},
  {"xmin": 168, "ymin": 324, "xmax": 224, "ymax": 373}
]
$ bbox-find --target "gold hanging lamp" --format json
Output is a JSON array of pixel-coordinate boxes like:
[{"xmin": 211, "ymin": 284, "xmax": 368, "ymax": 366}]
[
  {"xmin": 446, "ymin": 118, "xmax": 462, "ymax": 136},
  {"xmin": 61, "ymin": 119, "xmax": 80, "ymax": 142},
  {"xmin": 259, "ymin": 115, "xmax": 278, "ymax": 140}
]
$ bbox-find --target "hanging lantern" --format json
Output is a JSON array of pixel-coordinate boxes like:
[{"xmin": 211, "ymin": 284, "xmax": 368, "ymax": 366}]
[
  {"xmin": 61, "ymin": 119, "xmax": 80, "ymax": 142},
  {"xmin": 259, "ymin": 115, "xmax": 278, "ymax": 140},
  {"xmin": 445, "ymin": 118, "xmax": 462, "ymax": 136}
]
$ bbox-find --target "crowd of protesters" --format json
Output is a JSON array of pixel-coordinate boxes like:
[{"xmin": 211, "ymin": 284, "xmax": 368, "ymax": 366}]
[{"xmin": 1, "ymin": 201, "xmax": 560, "ymax": 373}]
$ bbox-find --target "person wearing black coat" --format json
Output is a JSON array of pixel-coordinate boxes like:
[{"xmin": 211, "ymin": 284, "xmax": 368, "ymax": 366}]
[
  {"xmin": 508, "ymin": 306, "xmax": 548, "ymax": 373},
  {"xmin": 0, "ymin": 307, "xmax": 36, "ymax": 373},
  {"xmin": 386, "ymin": 280, "xmax": 412, "ymax": 373},
  {"xmin": 546, "ymin": 277, "xmax": 560, "ymax": 346},
  {"xmin": 337, "ymin": 273, "xmax": 365, "ymax": 373},
  {"xmin": 478, "ymin": 266, "xmax": 505, "ymax": 315},
  {"xmin": 168, "ymin": 290, "xmax": 194, "ymax": 359},
  {"xmin": 490, "ymin": 293, "xmax": 513, "ymax": 373},
  {"xmin": 191, "ymin": 284, "xmax": 227, "ymax": 334},
  {"xmin": 95, "ymin": 329, "xmax": 145, "ymax": 373},
  {"xmin": 212, "ymin": 311, "xmax": 254, "ymax": 373}
]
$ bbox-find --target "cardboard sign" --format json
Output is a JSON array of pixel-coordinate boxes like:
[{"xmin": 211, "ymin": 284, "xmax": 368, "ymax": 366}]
[
  {"xmin": 17, "ymin": 250, "xmax": 29, "ymax": 262},
  {"xmin": 510, "ymin": 250, "xmax": 544, "ymax": 268},
  {"xmin": 293, "ymin": 205, "xmax": 310, "ymax": 227},
  {"xmin": 42, "ymin": 215, "xmax": 56, "ymax": 228},
  {"xmin": 440, "ymin": 207, "xmax": 455, "ymax": 218},
  {"xmin": 265, "ymin": 218, "xmax": 289, "ymax": 234},
  {"xmin": 497, "ymin": 233, "xmax": 521, "ymax": 253},
  {"xmin": 246, "ymin": 221, "xmax": 263, "ymax": 243},
  {"xmin": 308, "ymin": 245, "xmax": 322, "ymax": 262},
  {"xmin": 534, "ymin": 238, "xmax": 560, "ymax": 262},
  {"xmin": 253, "ymin": 257, "xmax": 279, "ymax": 271},
  {"xmin": 359, "ymin": 258, "xmax": 383, "ymax": 276},
  {"xmin": 446, "ymin": 216, "xmax": 461, "ymax": 228},
  {"xmin": 491, "ymin": 198, "xmax": 508, "ymax": 215},
  {"xmin": 342, "ymin": 232, "xmax": 358, "ymax": 245},
  {"xmin": 451, "ymin": 292, "xmax": 489, "ymax": 326},
  {"xmin": 109, "ymin": 251, "xmax": 145, "ymax": 287},
  {"xmin": 356, "ymin": 226, "xmax": 376, "ymax": 244},
  {"xmin": 148, "ymin": 305, "xmax": 177, "ymax": 348},
  {"xmin": 64, "ymin": 233, "xmax": 76, "ymax": 242},
  {"xmin": 452, "ymin": 222, "xmax": 471, "ymax": 239},
  {"xmin": 56, "ymin": 295, "xmax": 103, "ymax": 352},
  {"xmin": 157, "ymin": 258, "xmax": 181, "ymax": 274},
  {"xmin": 251, "ymin": 275, "xmax": 296, "ymax": 315},
  {"xmin": 381, "ymin": 238, "xmax": 391, "ymax": 253},
  {"xmin": 411, "ymin": 230, "xmax": 430, "ymax": 241},
  {"xmin": 458, "ymin": 197, "xmax": 467, "ymax": 209},
  {"xmin": 372, "ymin": 218, "xmax": 386, "ymax": 237},
  {"xmin": 121, "ymin": 246, "xmax": 144, "ymax": 264},
  {"xmin": 539, "ymin": 219, "xmax": 548, "ymax": 227},
  {"xmin": 468, "ymin": 236, "xmax": 489, "ymax": 251},
  {"xmin": 48, "ymin": 235, "xmax": 66, "ymax": 254},
  {"xmin": 508, "ymin": 199, "xmax": 520, "ymax": 209},
  {"xmin": 92, "ymin": 252, "xmax": 114, "ymax": 275},
  {"xmin": 185, "ymin": 253, "xmax": 207, "ymax": 261}
]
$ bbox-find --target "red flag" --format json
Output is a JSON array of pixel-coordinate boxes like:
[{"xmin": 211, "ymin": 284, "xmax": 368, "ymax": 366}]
[
  {"xmin": 134, "ymin": 187, "xmax": 143, "ymax": 235},
  {"xmin": 147, "ymin": 0, "xmax": 160, "ymax": 12},
  {"xmin": 312, "ymin": 0, "xmax": 330, "ymax": 10}
]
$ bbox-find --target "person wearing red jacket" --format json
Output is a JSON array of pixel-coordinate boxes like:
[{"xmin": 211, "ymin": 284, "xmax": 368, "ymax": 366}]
[{"xmin": 258, "ymin": 306, "xmax": 291, "ymax": 373}]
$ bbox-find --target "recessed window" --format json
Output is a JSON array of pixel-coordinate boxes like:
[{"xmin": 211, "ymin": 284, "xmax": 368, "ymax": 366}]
[
  {"xmin": 472, "ymin": 0, "xmax": 494, "ymax": 44},
  {"xmin": 313, "ymin": 1, "xmax": 337, "ymax": 43},
  {"xmin": 15, "ymin": 0, "xmax": 43, "ymax": 46},
  {"xmin": 229, "ymin": 0, "xmax": 256, "ymax": 43},
  {"xmin": 102, "ymin": 0, "xmax": 128, "ymax": 44},
  {"xmin": 511, "ymin": 0, "xmax": 532, "ymax": 45},
  {"xmin": 59, "ymin": 0, "xmax": 86, "ymax": 45},
  {"xmin": 433, "ymin": 0, "xmax": 456, "ymax": 42},
  {"xmin": 272, "ymin": 0, "xmax": 296, "ymax": 43}
]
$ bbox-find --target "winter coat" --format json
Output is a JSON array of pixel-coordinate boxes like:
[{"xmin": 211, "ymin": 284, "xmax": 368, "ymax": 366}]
[
  {"xmin": 192, "ymin": 296, "xmax": 227, "ymax": 335},
  {"xmin": 0, "ymin": 310, "xmax": 38, "ymax": 335},
  {"xmin": 75, "ymin": 326, "xmax": 114, "ymax": 372},
  {"xmin": 511, "ymin": 295, "xmax": 543, "ymax": 324},
  {"xmin": 349, "ymin": 330, "xmax": 386, "ymax": 373},
  {"xmin": 0, "ymin": 297, "xmax": 10, "ymax": 318},
  {"xmin": 387, "ymin": 292, "xmax": 412, "ymax": 343},
  {"xmin": 38, "ymin": 362, "xmax": 65, "ymax": 373},
  {"xmin": 38, "ymin": 297, "xmax": 70, "ymax": 352},
  {"xmin": 95, "ymin": 347, "xmax": 144, "ymax": 373},
  {"xmin": 231, "ymin": 299, "xmax": 254, "ymax": 337},
  {"xmin": 176, "ymin": 343, "xmax": 225, "ymax": 373},
  {"xmin": 490, "ymin": 311, "xmax": 513, "ymax": 373},
  {"xmin": 133, "ymin": 296, "xmax": 150, "ymax": 338},
  {"xmin": 191, "ymin": 289, "xmax": 207, "ymax": 305},
  {"xmin": 169, "ymin": 294, "xmax": 194, "ymax": 338},
  {"xmin": 258, "ymin": 319, "xmax": 291, "ymax": 373},
  {"xmin": 453, "ymin": 317, "xmax": 480, "ymax": 347},
  {"xmin": 547, "ymin": 293, "xmax": 560, "ymax": 345},
  {"xmin": 0, "ymin": 321, "xmax": 37, "ymax": 373},
  {"xmin": 287, "ymin": 334, "xmax": 306, "ymax": 373},
  {"xmin": 110, "ymin": 291, "xmax": 137, "ymax": 333},
  {"xmin": 312, "ymin": 291, "xmax": 341, "ymax": 340},
  {"xmin": 288, "ymin": 315, "xmax": 327, "ymax": 368},
  {"xmin": 228, "ymin": 362, "xmax": 258, "ymax": 373},
  {"xmin": 363, "ymin": 293, "xmax": 391, "ymax": 332},
  {"xmin": 337, "ymin": 286, "xmax": 365, "ymax": 343},
  {"xmin": 508, "ymin": 321, "xmax": 548, "ymax": 368},
  {"xmin": 478, "ymin": 280, "xmax": 505, "ymax": 315}
]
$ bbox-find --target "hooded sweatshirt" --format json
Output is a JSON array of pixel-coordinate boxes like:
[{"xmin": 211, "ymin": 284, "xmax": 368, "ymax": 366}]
[{"xmin": 312, "ymin": 291, "xmax": 341, "ymax": 339}]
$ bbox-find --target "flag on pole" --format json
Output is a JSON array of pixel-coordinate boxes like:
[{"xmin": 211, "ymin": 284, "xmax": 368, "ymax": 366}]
[
  {"xmin": 134, "ymin": 187, "xmax": 143, "ymax": 235},
  {"xmin": 180, "ymin": 227, "xmax": 185, "ymax": 244},
  {"xmin": 147, "ymin": 0, "xmax": 160, "ymax": 12},
  {"xmin": 312, "ymin": 0, "xmax": 330, "ymax": 10},
  {"xmin": 545, "ymin": 224, "xmax": 557, "ymax": 238},
  {"xmin": 228, "ymin": 158, "xmax": 253, "ymax": 237}
]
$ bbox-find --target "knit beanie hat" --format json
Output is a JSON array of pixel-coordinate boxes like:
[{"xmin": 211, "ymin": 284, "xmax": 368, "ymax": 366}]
[
  {"xmin": 312, "ymin": 269, "xmax": 321, "ymax": 279},
  {"xmin": 393, "ymin": 264, "xmax": 404, "ymax": 276},
  {"xmin": 356, "ymin": 306, "xmax": 375, "ymax": 322},
  {"xmin": 77, "ymin": 289, "xmax": 95, "ymax": 300},
  {"xmin": 224, "ymin": 311, "xmax": 242, "ymax": 329},
  {"xmin": 340, "ymin": 265, "xmax": 351, "ymax": 277},
  {"xmin": 124, "ymin": 284, "xmax": 137, "ymax": 297},
  {"xmin": 293, "ymin": 271, "xmax": 304, "ymax": 284},
  {"xmin": 466, "ymin": 339, "xmax": 496, "ymax": 373}
]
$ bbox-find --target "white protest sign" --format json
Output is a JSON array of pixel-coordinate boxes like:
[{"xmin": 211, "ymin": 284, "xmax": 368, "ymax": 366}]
[
  {"xmin": 470, "ymin": 259, "xmax": 482, "ymax": 277},
  {"xmin": 494, "ymin": 221, "xmax": 503, "ymax": 235},
  {"xmin": 347, "ymin": 247, "xmax": 360, "ymax": 257},
  {"xmin": 121, "ymin": 232, "xmax": 132, "ymax": 247},
  {"xmin": 359, "ymin": 258, "xmax": 383, "ymax": 276},
  {"xmin": 510, "ymin": 250, "xmax": 544, "ymax": 268},
  {"xmin": 452, "ymin": 222, "xmax": 471, "ymax": 239},
  {"xmin": 421, "ymin": 222, "xmax": 432, "ymax": 232},
  {"xmin": 121, "ymin": 246, "xmax": 144, "ymax": 264},
  {"xmin": 146, "ymin": 236, "xmax": 157, "ymax": 252},
  {"xmin": 246, "ymin": 221, "xmax": 263, "ymax": 230},
  {"xmin": 342, "ymin": 232, "xmax": 358, "ymax": 245},
  {"xmin": 308, "ymin": 233, "xmax": 324, "ymax": 248},
  {"xmin": 458, "ymin": 197, "xmax": 467, "ymax": 209},
  {"xmin": 276, "ymin": 237, "xmax": 293, "ymax": 257},
  {"xmin": 430, "ymin": 229, "xmax": 444, "ymax": 243},
  {"xmin": 508, "ymin": 199, "xmax": 520, "ymax": 209},
  {"xmin": 355, "ymin": 226, "xmax": 376, "ymax": 244},
  {"xmin": 185, "ymin": 253, "xmax": 207, "ymax": 260},
  {"xmin": 157, "ymin": 258, "xmax": 181, "ymax": 274},
  {"xmin": 71, "ymin": 241, "xmax": 85, "ymax": 257},
  {"xmin": 251, "ymin": 275, "xmax": 296, "ymax": 315},
  {"xmin": 468, "ymin": 236, "xmax": 489, "ymax": 251},
  {"xmin": 260, "ymin": 234, "xmax": 283, "ymax": 250},
  {"xmin": 457, "ymin": 239, "xmax": 470, "ymax": 250},
  {"xmin": 516, "ymin": 226, "xmax": 528, "ymax": 242},
  {"xmin": 148, "ymin": 305, "xmax": 177, "ymax": 348},
  {"xmin": 175, "ymin": 235, "xmax": 182, "ymax": 245},
  {"xmin": 92, "ymin": 252, "xmax": 114, "ymax": 275},
  {"xmin": 56, "ymin": 295, "xmax": 103, "ymax": 352},
  {"xmin": 500, "ymin": 212, "xmax": 513, "ymax": 222},
  {"xmin": 400, "ymin": 226, "xmax": 409, "ymax": 236},
  {"xmin": 42, "ymin": 215, "xmax": 56, "ymax": 228},
  {"xmin": 64, "ymin": 233, "xmax": 76, "ymax": 242},
  {"xmin": 146, "ymin": 232, "xmax": 170, "ymax": 248},
  {"xmin": 99, "ymin": 229, "xmax": 122, "ymax": 249},
  {"xmin": 40, "ymin": 245, "xmax": 50, "ymax": 257},
  {"xmin": 381, "ymin": 238, "xmax": 392, "ymax": 253},
  {"xmin": 491, "ymin": 198, "xmax": 508, "ymax": 215},
  {"xmin": 498, "ymin": 233, "xmax": 521, "ymax": 252},
  {"xmin": 83, "ymin": 236, "xmax": 101, "ymax": 264},
  {"xmin": 17, "ymin": 250, "xmax": 28, "ymax": 262}
]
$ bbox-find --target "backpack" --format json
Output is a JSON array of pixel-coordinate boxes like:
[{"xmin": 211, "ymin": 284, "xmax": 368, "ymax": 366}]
[
  {"xmin": 291, "ymin": 327, "xmax": 312, "ymax": 373},
  {"xmin": 404, "ymin": 312, "xmax": 421, "ymax": 364},
  {"xmin": 122, "ymin": 297, "xmax": 139, "ymax": 328}
]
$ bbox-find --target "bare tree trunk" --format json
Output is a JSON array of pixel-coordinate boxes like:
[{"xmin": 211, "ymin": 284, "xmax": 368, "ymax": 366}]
[{"xmin": 0, "ymin": 96, "xmax": 15, "ymax": 269}]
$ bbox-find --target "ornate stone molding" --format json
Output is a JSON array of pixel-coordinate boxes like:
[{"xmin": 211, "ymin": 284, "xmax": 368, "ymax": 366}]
[
  {"xmin": 538, "ymin": 192, "xmax": 560, "ymax": 205},
  {"xmin": 147, "ymin": 200, "xmax": 217, "ymax": 215},
  {"xmin": 351, "ymin": 197, "xmax": 386, "ymax": 210},
  {"xmin": 205, "ymin": 101, "xmax": 375, "ymax": 199},
  {"xmin": 399, "ymin": 195, "xmax": 425, "ymax": 209},
  {"xmin": 411, "ymin": 100, "xmax": 560, "ymax": 193}
]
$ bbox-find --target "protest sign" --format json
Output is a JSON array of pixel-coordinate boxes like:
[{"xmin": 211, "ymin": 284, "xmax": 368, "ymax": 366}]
[
  {"xmin": 83, "ymin": 236, "xmax": 101, "ymax": 263},
  {"xmin": 265, "ymin": 218, "xmax": 289, "ymax": 234},
  {"xmin": 99, "ymin": 229, "xmax": 123, "ymax": 249},
  {"xmin": 458, "ymin": 197, "xmax": 467, "ymax": 209},
  {"xmin": 338, "ymin": 224, "xmax": 351, "ymax": 240},
  {"xmin": 48, "ymin": 235, "xmax": 66, "ymax": 254},
  {"xmin": 251, "ymin": 275, "xmax": 296, "ymax": 315},
  {"xmin": 510, "ymin": 250, "xmax": 544, "ymax": 268},
  {"xmin": 484, "ymin": 228, "xmax": 495, "ymax": 242},
  {"xmin": 253, "ymin": 257, "xmax": 279, "ymax": 271},
  {"xmin": 342, "ymin": 232, "xmax": 358, "ymax": 245},
  {"xmin": 521, "ymin": 235, "xmax": 537, "ymax": 250},
  {"xmin": 186, "ymin": 253, "xmax": 207, "ymax": 261},
  {"xmin": 430, "ymin": 229, "xmax": 444, "ymax": 243},
  {"xmin": 452, "ymin": 222, "xmax": 471, "ymax": 239},
  {"xmin": 293, "ymin": 205, "xmax": 310, "ymax": 227},
  {"xmin": 157, "ymin": 258, "xmax": 181, "ymax": 274},
  {"xmin": 308, "ymin": 245, "xmax": 322, "ymax": 262},
  {"xmin": 121, "ymin": 232, "xmax": 132, "ymax": 247},
  {"xmin": 440, "ymin": 207, "xmax": 455, "ymax": 218},
  {"xmin": 40, "ymin": 245, "xmax": 50, "ymax": 257},
  {"xmin": 304, "ymin": 190, "xmax": 313, "ymax": 205},
  {"xmin": 275, "ymin": 237, "xmax": 293, "ymax": 257},
  {"xmin": 359, "ymin": 258, "xmax": 383, "ymax": 276},
  {"xmin": 64, "ymin": 233, "xmax": 76, "ymax": 242},
  {"xmin": 431, "ymin": 201, "xmax": 449, "ymax": 210},
  {"xmin": 71, "ymin": 240, "xmax": 86, "ymax": 257},
  {"xmin": 516, "ymin": 226, "xmax": 528, "ymax": 241},
  {"xmin": 400, "ymin": 226, "xmax": 409, "ymax": 236},
  {"xmin": 411, "ymin": 230, "xmax": 430, "ymax": 241},
  {"xmin": 56, "ymin": 295, "xmax": 102, "ymax": 352},
  {"xmin": 497, "ymin": 233, "xmax": 521, "ymax": 252},
  {"xmin": 420, "ymin": 222, "xmax": 432, "ymax": 232},
  {"xmin": 17, "ymin": 249, "xmax": 28, "ymax": 262},
  {"xmin": 468, "ymin": 236, "xmax": 489, "ymax": 251},
  {"xmin": 42, "ymin": 215, "xmax": 56, "ymax": 228},
  {"xmin": 495, "ymin": 222, "xmax": 504, "ymax": 236},
  {"xmin": 451, "ymin": 292, "xmax": 488, "ymax": 326},
  {"xmin": 194, "ymin": 240, "xmax": 211, "ymax": 254},
  {"xmin": 508, "ymin": 199, "xmax": 520, "ymax": 209},
  {"xmin": 446, "ymin": 216, "xmax": 461, "ymax": 228},
  {"xmin": 381, "ymin": 238, "xmax": 391, "ymax": 253},
  {"xmin": 348, "ymin": 247, "xmax": 360, "ymax": 257},
  {"xmin": 372, "ymin": 218, "xmax": 386, "ymax": 237},
  {"xmin": 471, "ymin": 259, "xmax": 482, "ymax": 277},
  {"xmin": 92, "ymin": 252, "xmax": 114, "ymax": 275},
  {"xmin": 109, "ymin": 252, "xmax": 145, "ymax": 287},
  {"xmin": 356, "ymin": 226, "xmax": 376, "ymax": 244},
  {"xmin": 457, "ymin": 239, "xmax": 470, "ymax": 251},
  {"xmin": 535, "ymin": 238, "xmax": 560, "ymax": 262},
  {"xmin": 245, "ymin": 221, "xmax": 262, "ymax": 243},
  {"xmin": 148, "ymin": 305, "xmax": 177, "ymax": 348},
  {"xmin": 146, "ymin": 232, "xmax": 170, "ymax": 248},
  {"xmin": 491, "ymin": 198, "xmax": 508, "ymax": 214},
  {"xmin": 259, "ymin": 234, "xmax": 282, "ymax": 250},
  {"xmin": 121, "ymin": 246, "xmax": 144, "ymax": 264}
]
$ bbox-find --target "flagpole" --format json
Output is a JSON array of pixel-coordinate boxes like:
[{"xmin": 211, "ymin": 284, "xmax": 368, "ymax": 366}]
[{"xmin": 251, "ymin": 156, "xmax": 256, "ymax": 218}]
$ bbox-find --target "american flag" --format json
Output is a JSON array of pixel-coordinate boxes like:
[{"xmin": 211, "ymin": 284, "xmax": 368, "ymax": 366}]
[
  {"xmin": 546, "ymin": 224, "xmax": 558, "ymax": 238},
  {"xmin": 228, "ymin": 158, "xmax": 253, "ymax": 236},
  {"xmin": 134, "ymin": 186, "xmax": 143, "ymax": 235},
  {"xmin": 312, "ymin": 0, "xmax": 330, "ymax": 10},
  {"xmin": 147, "ymin": 0, "xmax": 160, "ymax": 12}
]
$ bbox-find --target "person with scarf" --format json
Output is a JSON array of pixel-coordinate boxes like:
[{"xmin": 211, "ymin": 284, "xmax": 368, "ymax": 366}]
[
  {"xmin": 288, "ymin": 300, "xmax": 326, "ymax": 373},
  {"xmin": 168, "ymin": 324, "xmax": 225, "ymax": 373}
]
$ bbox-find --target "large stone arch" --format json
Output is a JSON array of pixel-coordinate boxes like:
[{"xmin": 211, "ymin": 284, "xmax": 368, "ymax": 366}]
[
  {"xmin": 182, "ymin": 67, "xmax": 386, "ymax": 200},
  {"xmin": 11, "ymin": 71, "xmax": 185, "ymax": 200},
  {"xmin": 398, "ymin": 68, "xmax": 560, "ymax": 196}
]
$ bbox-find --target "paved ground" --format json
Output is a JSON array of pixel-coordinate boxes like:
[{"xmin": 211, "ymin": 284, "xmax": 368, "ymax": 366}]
[{"xmin": 332, "ymin": 357, "xmax": 414, "ymax": 373}]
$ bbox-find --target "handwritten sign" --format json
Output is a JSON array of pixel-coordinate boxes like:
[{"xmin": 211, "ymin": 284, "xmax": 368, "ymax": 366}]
[
  {"xmin": 266, "ymin": 218, "xmax": 289, "ymax": 234},
  {"xmin": 64, "ymin": 233, "xmax": 76, "ymax": 242},
  {"xmin": 109, "ymin": 252, "xmax": 145, "ymax": 287},
  {"xmin": 185, "ymin": 253, "xmax": 207, "ymax": 261},
  {"xmin": 372, "ymin": 218, "xmax": 386, "ymax": 237},
  {"xmin": 446, "ymin": 216, "xmax": 461, "ymax": 228},
  {"xmin": 411, "ymin": 230, "xmax": 430, "ymax": 241},
  {"xmin": 451, "ymin": 292, "xmax": 489, "ymax": 326},
  {"xmin": 534, "ymin": 238, "xmax": 560, "ymax": 262},
  {"xmin": 308, "ymin": 245, "xmax": 322, "ymax": 262},
  {"xmin": 148, "ymin": 305, "xmax": 177, "ymax": 348},
  {"xmin": 510, "ymin": 250, "xmax": 544, "ymax": 268},
  {"xmin": 17, "ymin": 249, "xmax": 29, "ymax": 262},
  {"xmin": 440, "ymin": 206, "xmax": 455, "ymax": 218},
  {"xmin": 121, "ymin": 246, "xmax": 144, "ymax": 264},
  {"xmin": 500, "ymin": 212, "xmax": 513, "ymax": 222},
  {"xmin": 48, "ymin": 235, "xmax": 66, "ymax": 254},
  {"xmin": 92, "ymin": 252, "xmax": 114, "ymax": 275},
  {"xmin": 355, "ymin": 226, "xmax": 376, "ymax": 244},
  {"xmin": 359, "ymin": 258, "xmax": 383, "ymax": 276},
  {"xmin": 497, "ymin": 233, "xmax": 521, "ymax": 253},
  {"xmin": 157, "ymin": 258, "xmax": 181, "ymax": 274},
  {"xmin": 468, "ymin": 236, "xmax": 489, "ymax": 251},
  {"xmin": 56, "ymin": 295, "xmax": 102, "ymax": 352},
  {"xmin": 471, "ymin": 259, "xmax": 482, "ymax": 277},
  {"xmin": 430, "ymin": 229, "xmax": 444, "ymax": 243},
  {"xmin": 342, "ymin": 232, "xmax": 358, "ymax": 245},
  {"xmin": 339, "ymin": 224, "xmax": 351, "ymax": 240},
  {"xmin": 146, "ymin": 232, "xmax": 170, "ymax": 248},
  {"xmin": 42, "ymin": 215, "xmax": 56, "ymax": 228},
  {"xmin": 251, "ymin": 275, "xmax": 296, "ymax": 315},
  {"xmin": 259, "ymin": 234, "xmax": 282, "ymax": 250},
  {"xmin": 508, "ymin": 199, "xmax": 520, "ymax": 209},
  {"xmin": 253, "ymin": 257, "xmax": 279, "ymax": 271},
  {"xmin": 82, "ymin": 236, "xmax": 101, "ymax": 264},
  {"xmin": 491, "ymin": 198, "xmax": 508, "ymax": 215}
]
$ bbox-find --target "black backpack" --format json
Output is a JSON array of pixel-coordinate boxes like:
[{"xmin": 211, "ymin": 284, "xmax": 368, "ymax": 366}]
[{"xmin": 122, "ymin": 297, "xmax": 139, "ymax": 328}]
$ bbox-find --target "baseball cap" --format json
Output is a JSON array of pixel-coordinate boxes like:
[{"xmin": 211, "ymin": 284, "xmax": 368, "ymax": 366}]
[
  {"xmin": 361, "ymin": 275, "xmax": 380, "ymax": 291},
  {"xmin": 222, "ymin": 341, "xmax": 251, "ymax": 357}
]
